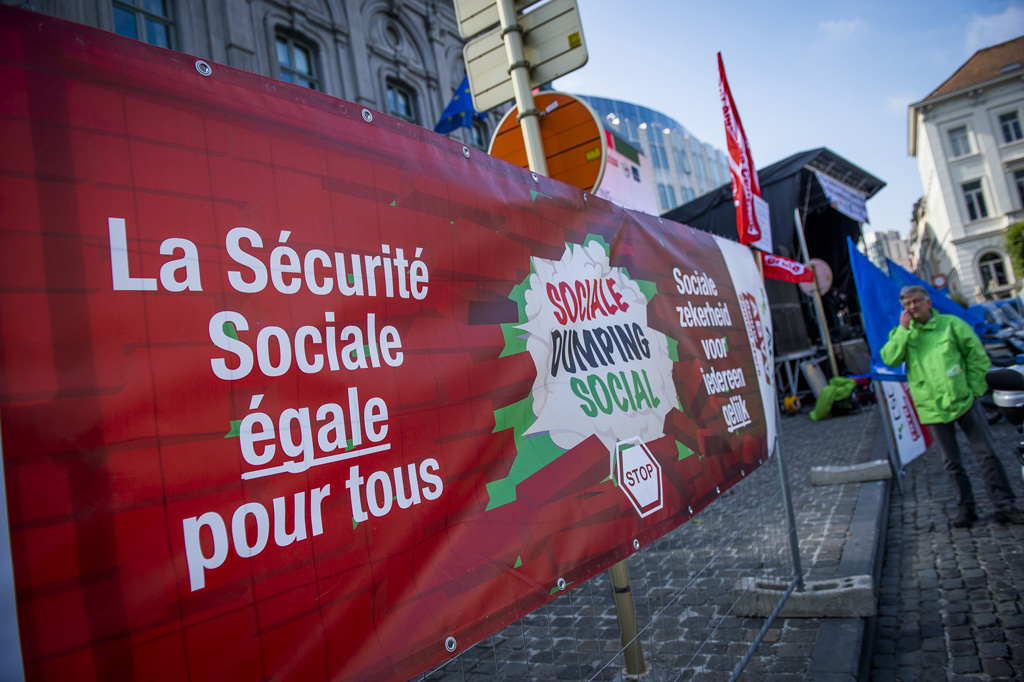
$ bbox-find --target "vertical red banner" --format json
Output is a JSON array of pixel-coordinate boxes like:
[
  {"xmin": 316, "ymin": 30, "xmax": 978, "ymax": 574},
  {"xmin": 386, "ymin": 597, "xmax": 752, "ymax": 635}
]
[{"xmin": 718, "ymin": 52, "xmax": 771, "ymax": 253}]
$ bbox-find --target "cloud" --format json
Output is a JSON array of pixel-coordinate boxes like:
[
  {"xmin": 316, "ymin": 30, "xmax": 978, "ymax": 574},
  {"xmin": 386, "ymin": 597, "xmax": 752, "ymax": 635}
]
[
  {"xmin": 817, "ymin": 18, "xmax": 864, "ymax": 42},
  {"xmin": 966, "ymin": 3, "xmax": 1024, "ymax": 54}
]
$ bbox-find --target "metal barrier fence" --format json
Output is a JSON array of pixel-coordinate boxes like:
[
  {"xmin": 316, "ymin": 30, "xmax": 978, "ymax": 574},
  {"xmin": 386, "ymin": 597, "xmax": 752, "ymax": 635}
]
[{"xmin": 415, "ymin": 426, "xmax": 800, "ymax": 682}]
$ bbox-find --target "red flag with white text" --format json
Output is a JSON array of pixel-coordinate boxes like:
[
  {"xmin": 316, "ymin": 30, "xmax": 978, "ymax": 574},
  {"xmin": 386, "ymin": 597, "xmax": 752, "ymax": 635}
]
[
  {"xmin": 760, "ymin": 252, "xmax": 814, "ymax": 284},
  {"xmin": 718, "ymin": 53, "xmax": 771, "ymax": 252}
]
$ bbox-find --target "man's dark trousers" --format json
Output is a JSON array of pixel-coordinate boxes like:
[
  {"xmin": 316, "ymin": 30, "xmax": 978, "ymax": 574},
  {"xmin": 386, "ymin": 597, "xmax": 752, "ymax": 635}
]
[{"xmin": 927, "ymin": 400, "xmax": 1017, "ymax": 513}]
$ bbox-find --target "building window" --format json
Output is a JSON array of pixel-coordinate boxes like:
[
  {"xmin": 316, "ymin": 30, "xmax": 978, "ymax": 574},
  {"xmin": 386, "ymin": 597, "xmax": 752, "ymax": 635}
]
[
  {"xmin": 657, "ymin": 184, "xmax": 677, "ymax": 211},
  {"xmin": 675, "ymin": 149, "xmax": 691, "ymax": 174},
  {"xmin": 948, "ymin": 126, "xmax": 971, "ymax": 157},
  {"xmin": 707, "ymin": 150, "xmax": 721, "ymax": 185},
  {"xmin": 471, "ymin": 121, "xmax": 488, "ymax": 150},
  {"xmin": 623, "ymin": 119, "xmax": 638, "ymax": 143},
  {"xmin": 978, "ymin": 252, "xmax": 1010, "ymax": 294},
  {"xmin": 1014, "ymin": 169, "xmax": 1024, "ymax": 208},
  {"xmin": 276, "ymin": 33, "xmax": 320, "ymax": 90},
  {"xmin": 962, "ymin": 180, "xmax": 988, "ymax": 221},
  {"xmin": 112, "ymin": 0, "xmax": 174, "ymax": 48},
  {"xmin": 1000, "ymin": 111, "xmax": 1023, "ymax": 144},
  {"xmin": 645, "ymin": 126, "xmax": 668, "ymax": 169},
  {"xmin": 692, "ymin": 148, "xmax": 707, "ymax": 181},
  {"xmin": 650, "ymin": 145, "xmax": 668, "ymax": 169},
  {"xmin": 386, "ymin": 80, "xmax": 418, "ymax": 124}
]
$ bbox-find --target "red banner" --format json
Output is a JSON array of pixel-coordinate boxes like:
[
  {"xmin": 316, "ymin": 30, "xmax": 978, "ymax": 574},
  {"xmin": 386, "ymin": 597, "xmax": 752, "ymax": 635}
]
[
  {"xmin": 761, "ymin": 253, "xmax": 814, "ymax": 284},
  {"xmin": 0, "ymin": 8, "xmax": 774, "ymax": 681},
  {"xmin": 718, "ymin": 53, "xmax": 770, "ymax": 252}
]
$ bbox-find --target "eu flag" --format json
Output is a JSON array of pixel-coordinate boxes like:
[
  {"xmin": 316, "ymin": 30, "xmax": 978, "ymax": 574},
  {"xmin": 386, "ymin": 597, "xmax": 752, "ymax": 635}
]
[{"xmin": 434, "ymin": 75, "xmax": 485, "ymax": 135}]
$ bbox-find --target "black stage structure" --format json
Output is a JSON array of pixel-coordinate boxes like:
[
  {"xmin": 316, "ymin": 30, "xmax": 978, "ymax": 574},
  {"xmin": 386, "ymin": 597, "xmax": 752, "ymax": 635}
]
[{"xmin": 664, "ymin": 147, "xmax": 885, "ymax": 364}]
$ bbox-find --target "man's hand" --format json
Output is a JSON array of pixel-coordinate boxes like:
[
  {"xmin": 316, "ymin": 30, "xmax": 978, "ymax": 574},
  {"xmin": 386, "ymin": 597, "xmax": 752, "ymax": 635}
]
[{"xmin": 899, "ymin": 310, "xmax": 912, "ymax": 329}]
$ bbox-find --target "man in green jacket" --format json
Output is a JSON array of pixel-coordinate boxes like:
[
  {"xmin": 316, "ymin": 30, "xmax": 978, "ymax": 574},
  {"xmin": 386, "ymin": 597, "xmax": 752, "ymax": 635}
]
[{"xmin": 881, "ymin": 285, "xmax": 1023, "ymax": 527}]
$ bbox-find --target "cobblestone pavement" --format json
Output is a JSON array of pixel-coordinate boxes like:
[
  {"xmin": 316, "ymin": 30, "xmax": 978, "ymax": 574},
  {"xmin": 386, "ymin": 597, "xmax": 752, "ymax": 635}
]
[
  {"xmin": 869, "ymin": 417, "xmax": 1024, "ymax": 682},
  {"xmin": 418, "ymin": 407, "xmax": 884, "ymax": 682}
]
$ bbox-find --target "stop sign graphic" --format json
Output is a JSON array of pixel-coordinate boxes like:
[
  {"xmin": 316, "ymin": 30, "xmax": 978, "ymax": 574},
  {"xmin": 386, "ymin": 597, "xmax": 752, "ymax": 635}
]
[{"xmin": 614, "ymin": 438, "xmax": 664, "ymax": 518}]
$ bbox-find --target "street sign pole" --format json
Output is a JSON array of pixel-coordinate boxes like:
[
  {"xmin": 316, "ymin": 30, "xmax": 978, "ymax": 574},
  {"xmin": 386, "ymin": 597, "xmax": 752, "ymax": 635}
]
[{"xmin": 495, "ymin": 0, "xmax": 548, "ymax": 176}]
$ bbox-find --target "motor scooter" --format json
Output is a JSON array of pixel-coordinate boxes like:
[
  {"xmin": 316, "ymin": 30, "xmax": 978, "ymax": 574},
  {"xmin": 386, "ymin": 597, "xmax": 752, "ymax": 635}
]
[
  {"xmin": 978, "ymin": 326, "xmax": 1024, "ymax": 423},
  {"xmin": 985, "ymin": 363, "xmax": 1024, "ymax": 483}
]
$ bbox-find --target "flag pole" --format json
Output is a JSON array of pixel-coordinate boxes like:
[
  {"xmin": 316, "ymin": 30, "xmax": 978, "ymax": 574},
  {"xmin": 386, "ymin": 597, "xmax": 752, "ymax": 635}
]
[{"xmin": 793, "ymin": 209, "xmax": 839, "ymax": 378}]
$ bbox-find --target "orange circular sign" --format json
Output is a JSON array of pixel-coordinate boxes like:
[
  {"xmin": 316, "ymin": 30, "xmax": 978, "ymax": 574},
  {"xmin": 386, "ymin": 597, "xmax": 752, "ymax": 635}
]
[{"xmin": 488, "ymin": 92, "xmax": 607, "ymax": 192}]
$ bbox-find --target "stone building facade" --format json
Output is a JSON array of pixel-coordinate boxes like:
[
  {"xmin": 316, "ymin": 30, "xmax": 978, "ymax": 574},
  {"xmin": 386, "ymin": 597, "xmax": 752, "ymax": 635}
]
[
  {"xmin": 6, "ymin": 0, "xmax": 490, "ymax": 148},
  {"xmin": 908, "ymin": 36, "xmax": 1024, "ymax": 302}
]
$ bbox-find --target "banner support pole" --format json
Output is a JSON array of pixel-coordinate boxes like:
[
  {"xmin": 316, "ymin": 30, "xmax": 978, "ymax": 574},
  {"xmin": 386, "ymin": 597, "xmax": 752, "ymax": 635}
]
[
  {"xmin": 608, "ymin": 561, "xmax": 647, "ymax": 677},
  {"xmin": 873, "ymin": 380, "xmax": 906, "ymax": 495},
  {"xmin": 756, "ymin": 243, "xmax": 805, "ymax": 592},
  {"xmin": 773, "ymin": 401, "xmax": 805, "ymax": 592}
]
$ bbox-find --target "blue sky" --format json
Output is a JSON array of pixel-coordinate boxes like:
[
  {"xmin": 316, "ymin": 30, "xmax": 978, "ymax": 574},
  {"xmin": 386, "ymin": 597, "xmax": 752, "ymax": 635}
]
[{"xmin": 552, "ymin": 0, "xmax": 1024, "ymax": 236}]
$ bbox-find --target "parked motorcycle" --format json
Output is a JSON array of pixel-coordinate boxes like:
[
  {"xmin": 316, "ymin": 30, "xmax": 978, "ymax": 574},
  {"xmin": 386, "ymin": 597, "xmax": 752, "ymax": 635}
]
[
  {"xmin": 978, "ymin": 323, "xmax": 1024, "ymax": 423},
  {"xmin": 985, "ymin": 363, "xmax": 1024, "ymax": 483}
]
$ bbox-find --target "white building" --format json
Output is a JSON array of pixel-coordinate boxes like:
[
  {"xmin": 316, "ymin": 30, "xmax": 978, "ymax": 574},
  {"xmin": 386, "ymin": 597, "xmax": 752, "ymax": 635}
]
[
  {"xmin": 908, "ymin": 35, "xmax": 1024, "ymax": 302},
  {"xmin": 860, "ymin": 230, "xmax": 912, "ymax": 272}
]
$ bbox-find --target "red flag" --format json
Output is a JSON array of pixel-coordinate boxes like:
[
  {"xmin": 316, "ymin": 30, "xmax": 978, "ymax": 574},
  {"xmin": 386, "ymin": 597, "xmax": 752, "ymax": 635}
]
[
  {"xmin": 761, "ymin": 252, "xmax": 814, "ymax": 284},
  {"xmin": 719, "ymin": 53, "xmax": 770, "ymax": 252}
]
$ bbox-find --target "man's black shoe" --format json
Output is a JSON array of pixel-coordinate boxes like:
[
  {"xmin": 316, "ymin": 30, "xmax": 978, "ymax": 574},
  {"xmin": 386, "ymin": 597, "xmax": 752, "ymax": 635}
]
[
  {"xmin": 953, "ymin": 509, "xmax": 977, "ymax": 528},
  {"xmin": 994, "ymin": 508, "xmax": 1024, "ymax": 524}
]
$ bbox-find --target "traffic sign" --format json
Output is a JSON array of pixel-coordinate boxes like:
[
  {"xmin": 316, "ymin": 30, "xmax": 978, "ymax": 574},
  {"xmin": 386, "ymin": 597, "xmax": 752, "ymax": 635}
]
[
  {"xmin": 614, "ymin": 439, "xmax": 663, "ymax": 518},
  {"xmin": 453, "ymin": 0, "xmax": 542, "ymax": 39},
  {"xmin": 488, "ymin": 92, "xmax": 606, "ymax": 192},
  {"xmin": 463, "ymin": 0, "xmax": 587, "ymax": 112},
  {"xmin": 799, "ymin": 257, "xmax": 833, "ymax": 296}
]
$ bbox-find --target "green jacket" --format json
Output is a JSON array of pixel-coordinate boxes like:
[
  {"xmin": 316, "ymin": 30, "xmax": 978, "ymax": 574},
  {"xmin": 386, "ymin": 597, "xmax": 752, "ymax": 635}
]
[{"xmin": 880, "ymin": 313, "xmax": 990, "ymax": 424}]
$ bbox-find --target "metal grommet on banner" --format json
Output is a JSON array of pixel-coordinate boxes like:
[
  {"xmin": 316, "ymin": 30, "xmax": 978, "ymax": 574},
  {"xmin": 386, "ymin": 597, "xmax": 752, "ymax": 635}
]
[
  {"xmin": 361, "ymin": 109, "xmax": 373, "ymax": 123},
  {"xmin": 531, "ymin": 173, "xmax": 538, "ymax": 183},
  {"xmin": 462, "ymin": 146, "xmax": 470, "ymax": 158},
  {"xmin": 741, "ymin": 469, "xmax": 746, "ymax": 477},
  {"xmin": 195, "ymin": 60, "xmax": 212, "ymax": 76},
  {"xmin": 688, "ymin": 506, "xmax": 693, "ymax": 514},
  {"xmin": 633, "ymin": 539, "xmax": 640, "ymax": 550},
  {"xmin": 716, "ymin": 486, "xmax": 721, "ymax": 494},
  {"xmin": 444, "ymin": 636, "xmax": 456, "ymax": 653},
  {"xmin": 557, "ymin": 578, "xmax": 566, "ymax": 591},
  {"xmin": 583, "ymin": 193, "xmax": 588, "ymax": 202}
]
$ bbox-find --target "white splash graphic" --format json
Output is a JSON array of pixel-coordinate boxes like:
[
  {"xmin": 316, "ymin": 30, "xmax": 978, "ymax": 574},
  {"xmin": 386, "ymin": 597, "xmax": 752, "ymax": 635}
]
[{"xmin": 519, "ymin": 241, "xmax": 676, "ymax": 452}]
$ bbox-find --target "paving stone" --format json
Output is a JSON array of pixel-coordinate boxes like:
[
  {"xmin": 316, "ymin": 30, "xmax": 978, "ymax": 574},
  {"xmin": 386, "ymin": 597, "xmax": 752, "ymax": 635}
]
[
  {"xmin": 983, "ymin": 658, "xmax": 1015, "ymax": 679},
  {"xmin": 979, "ymin": 641, "xmax": 1010, "ymax": 658},
  {"xmin": 949, "ymin": 656, "xmax": 981, "ymax": 674},
  {"xmin": 947, "ymin": 625, "xmax": 972, "ymax": 640},
  {"xmin": 948, "ymin": 639, "xmax": 976, "ymax": 656}
]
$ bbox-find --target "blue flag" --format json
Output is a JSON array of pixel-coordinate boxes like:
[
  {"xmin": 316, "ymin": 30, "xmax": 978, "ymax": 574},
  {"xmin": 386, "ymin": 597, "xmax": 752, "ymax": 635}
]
[
  {"xmin": 847, "ymin": 237, "xmax": 907, "ymax": 380},
  {"xmin": 885, "ymin": 258, "xmax": 986, "ymax": 335},
  {"xmin": 434, "ymin": 75, "xmax": 485, "ymax": 135}
]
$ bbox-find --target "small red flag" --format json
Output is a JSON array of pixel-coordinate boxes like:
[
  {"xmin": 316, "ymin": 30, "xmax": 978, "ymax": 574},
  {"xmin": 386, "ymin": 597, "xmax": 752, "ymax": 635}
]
[{"xmin": 761, "ymin": 252, "xmax": 814, "ymax": 284}]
